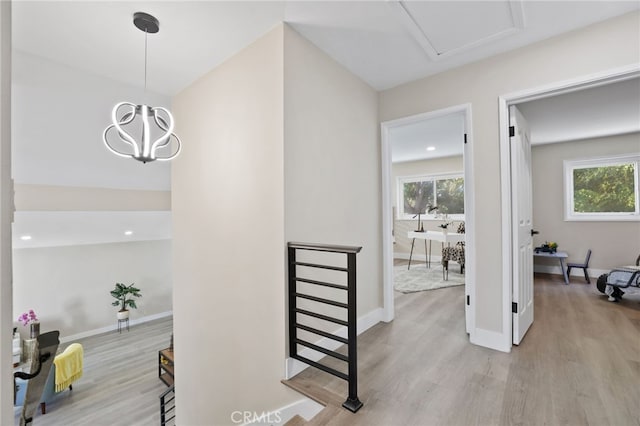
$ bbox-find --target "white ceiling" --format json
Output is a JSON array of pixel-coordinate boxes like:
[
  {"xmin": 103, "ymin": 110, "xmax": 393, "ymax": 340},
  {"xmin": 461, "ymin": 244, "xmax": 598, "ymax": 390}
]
[
  {"xmin": 519, "ymin": 77, "xmax": 640, "ymax": 145},
  {"xmin": 390, "ymin": 76, "xmax": 640, "ymax": 163},
  {"xmin": 12, "ymin": 1, "xmax": 640, "ymax": 95},
  {"xmin": 390, "ymin": 112, "xmax": 465, "ymax": 163},
  {"xmin": 13, "ymin": 211, "xmax": 171, "ymax": 249}
]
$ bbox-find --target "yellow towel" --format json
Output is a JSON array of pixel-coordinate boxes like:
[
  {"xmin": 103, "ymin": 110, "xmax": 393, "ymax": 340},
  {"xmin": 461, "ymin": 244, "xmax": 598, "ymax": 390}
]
[{"xmin": 54, "ymin": 343, "xmax": 83, "ymax": 392}]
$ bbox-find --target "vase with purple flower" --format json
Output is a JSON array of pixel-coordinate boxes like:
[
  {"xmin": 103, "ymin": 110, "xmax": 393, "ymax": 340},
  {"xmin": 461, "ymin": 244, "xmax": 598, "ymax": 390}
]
[{"xmin": 18, "ymin": 309, "xmax": 39, "ymax": 338}]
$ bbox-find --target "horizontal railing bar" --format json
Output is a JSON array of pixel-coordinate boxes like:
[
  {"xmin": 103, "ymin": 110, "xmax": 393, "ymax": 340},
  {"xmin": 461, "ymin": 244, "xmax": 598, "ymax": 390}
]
[
  {"xmin": 289, "ymin": 242, "xmax": 362, "ymax": 254},
  {"xmin": 293, "ymin": 354, "xmax": 349, "ymax": 381},
  {"xmin": 295, "ymin": 293, "xmax": 348, "ymax": 308},
  {"xmin": 160, "ymin": 384, "xmax": 175, "ymax": 426},
  {"xmin": 296, "ymin": 277, "xmax": 348, "ymax": 290},
  {"xmin": 295, "ymin": 323, "xmax": 349, "ymax": 344},
  {"xmin": 294, "ymin": 261, "xmax": 348, "ymax": 272},
  {"xmin": 296, "ymin": 338, "xmax": 349, "ymax": 362},
  {"xmin": 295, "ymin": 308, "xmax": 348, "ymax": 326},
  {"xmin": 160, "ymin": 385, "xmax": 175, "ymax": 399}
]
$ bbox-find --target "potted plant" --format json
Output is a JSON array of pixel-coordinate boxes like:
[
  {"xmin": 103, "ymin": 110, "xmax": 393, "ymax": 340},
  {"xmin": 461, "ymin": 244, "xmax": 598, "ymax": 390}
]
[{"xmin": 110, "ymin": 283, "xmax": 142, "ymax": 320}]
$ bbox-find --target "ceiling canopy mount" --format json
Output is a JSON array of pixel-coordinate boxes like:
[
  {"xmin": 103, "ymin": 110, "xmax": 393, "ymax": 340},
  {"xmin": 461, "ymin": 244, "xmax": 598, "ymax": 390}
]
[{"xmin": 133, "ymin": 12, "xmax": 159, "ymax": 34}]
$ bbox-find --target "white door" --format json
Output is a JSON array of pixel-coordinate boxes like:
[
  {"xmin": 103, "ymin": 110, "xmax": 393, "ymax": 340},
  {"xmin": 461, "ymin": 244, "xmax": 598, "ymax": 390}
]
[{"xmin": 510, "ymin": 105, "xmax": 534, "ymax": 345}]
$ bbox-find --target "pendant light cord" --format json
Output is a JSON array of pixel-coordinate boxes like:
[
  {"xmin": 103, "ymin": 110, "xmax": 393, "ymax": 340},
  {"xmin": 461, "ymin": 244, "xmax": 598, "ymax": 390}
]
[{"xmin": 144, "ymin": 28, "xmax": 148, "ymax": 94}]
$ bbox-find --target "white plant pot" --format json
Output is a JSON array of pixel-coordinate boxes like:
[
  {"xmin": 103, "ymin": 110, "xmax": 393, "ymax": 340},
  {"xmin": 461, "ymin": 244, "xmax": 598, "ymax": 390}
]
[{"xmin": 117, "ymin": 310, "xmax": 130, "ymax": 320}]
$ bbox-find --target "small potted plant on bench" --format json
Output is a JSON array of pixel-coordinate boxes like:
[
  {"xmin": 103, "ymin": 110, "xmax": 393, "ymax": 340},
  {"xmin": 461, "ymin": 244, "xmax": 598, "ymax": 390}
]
[{"xmin": 110, "ymin": 283, "xmax": 142, "ymax": 320}]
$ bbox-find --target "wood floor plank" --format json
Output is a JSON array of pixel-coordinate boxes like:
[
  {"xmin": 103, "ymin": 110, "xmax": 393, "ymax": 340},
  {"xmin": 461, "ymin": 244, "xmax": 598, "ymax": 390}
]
[
  {"xmin": 14, "ymin": 317, "xmax": 173, "ymax": 426},
  {"xmin": 288, "ymin": 273, "xmax": 640, "ymax": 425},
  {"xmin": 16, "ymin": 271, "xmax": 640, "ymax": 425}
]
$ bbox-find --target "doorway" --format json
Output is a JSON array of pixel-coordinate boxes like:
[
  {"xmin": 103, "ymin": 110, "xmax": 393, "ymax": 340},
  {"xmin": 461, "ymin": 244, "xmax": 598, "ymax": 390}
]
[
  {"xmin": 499, "ymin": 65, "xmax": 640, "ymax": 347},
  {"xmin": 381, "ymin": 104, "xmax": 475, "ymax": 335}
]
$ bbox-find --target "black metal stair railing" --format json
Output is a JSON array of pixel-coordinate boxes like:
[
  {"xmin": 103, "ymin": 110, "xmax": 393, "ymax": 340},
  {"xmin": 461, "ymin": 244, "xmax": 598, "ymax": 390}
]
[
  {"xmin": 287, "ymin": 241, "xmax": 363, "ymax": 413},
  {"xmin": 159, "ymin": 385, "xmax": 175, "ymax": 426}
]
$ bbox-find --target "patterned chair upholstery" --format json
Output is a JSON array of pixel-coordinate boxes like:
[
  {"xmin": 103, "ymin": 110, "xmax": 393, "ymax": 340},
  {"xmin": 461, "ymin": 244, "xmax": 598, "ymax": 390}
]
[{"xmin": 442, "ymin": 222, "xmax": 465, "ymax": 277}]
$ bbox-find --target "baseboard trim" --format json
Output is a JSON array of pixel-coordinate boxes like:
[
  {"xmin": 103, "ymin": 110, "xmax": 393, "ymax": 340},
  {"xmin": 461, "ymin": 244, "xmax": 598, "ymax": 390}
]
[
  {"xmin": 60, "ymin": 311, "xmax": 173, "ymax": 343},
  {"xmin": 470, "ymin": 327, "xmax": 511, "ymax": 353},
  {"xmin": 285, "ymin": 307, "xmax": 384, "ymax": 380},
  {"xmin": 533, "ymin": 265, "xmax": 607, "ymax": 279},
  {"xmin": 394, "ymin": 252, "xmax": 443, "ymax": 262}
]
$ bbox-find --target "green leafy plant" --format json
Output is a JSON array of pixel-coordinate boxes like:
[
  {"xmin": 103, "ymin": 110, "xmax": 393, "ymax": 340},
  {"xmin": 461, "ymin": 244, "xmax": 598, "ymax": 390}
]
[
  {"xmin": 110, "ymin": 283, "xmax": 142, "ymax": 312},
  {"xmin": 573, "ymin": 164, "xmax": 635, "ymax": 213}
]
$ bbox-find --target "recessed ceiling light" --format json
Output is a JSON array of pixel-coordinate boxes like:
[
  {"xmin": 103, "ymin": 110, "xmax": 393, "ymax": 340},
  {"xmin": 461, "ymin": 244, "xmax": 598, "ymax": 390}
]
[
  {"xmin": 124, "ymin": 231, "xmax": 133, "ymax": 236},
  {"xmin": 20, "ymin": 235, "xmax": 32, "ymax": 241},
  {"xmin": 426, "ymin": 146, "xmax": 436, "ymax": 151}
]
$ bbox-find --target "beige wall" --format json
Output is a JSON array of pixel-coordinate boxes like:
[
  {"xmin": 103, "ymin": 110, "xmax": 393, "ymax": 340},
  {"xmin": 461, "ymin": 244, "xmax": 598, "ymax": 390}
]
[
  {"xmin": 172, "ymin": 23, "xmax": 380, "ymax": 423},
  {"xmin": 532, "ymin": 133, "xmax": 640, "ymax": 270},
  {"xmin": 392, "ymin": 156, "xmax": 464, "ymax": 257},
  {"xmin": 284, "ymin": 25, "xmax": 381, "ymax": 316},
  {"xmin": 12, "ymin": 240, "xmax": 172, "ymax": 338},
  {"xmin": 0, "ymin": 2, "xmax": 12, "ymax": 423},
  {"xmin": 172, "ymin": 26, "xmax": 295, "ymax": 425},
  {"xmin": 14, "ymin": 184, "xmax": 170, "ymax": 211},
  {"xmin": 379, "ymin": 11, "xmax": 640, "ymax": 335}
]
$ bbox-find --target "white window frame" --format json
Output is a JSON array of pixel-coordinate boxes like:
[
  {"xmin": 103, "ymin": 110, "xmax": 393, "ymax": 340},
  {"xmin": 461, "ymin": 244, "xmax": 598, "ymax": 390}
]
[
  {"xmin": 397, "ymin": 172, "xmax": 465, "ymax": 220},
  {"xmin": 564, "ymin": 153, "xmax": 640, "ymax": 222}
]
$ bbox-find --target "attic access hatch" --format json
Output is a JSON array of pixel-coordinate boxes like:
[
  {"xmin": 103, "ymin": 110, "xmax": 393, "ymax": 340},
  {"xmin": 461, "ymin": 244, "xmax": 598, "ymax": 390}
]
[{"xmin": 390, "ymin": 0, "xmax": 525, "ymax": 60}]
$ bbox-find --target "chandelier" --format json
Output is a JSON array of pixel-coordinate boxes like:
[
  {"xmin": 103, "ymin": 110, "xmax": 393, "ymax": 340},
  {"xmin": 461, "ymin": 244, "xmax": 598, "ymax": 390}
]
[{"xmin": 103, "ymin": 12, "xmax": 181, "ymax": 164}]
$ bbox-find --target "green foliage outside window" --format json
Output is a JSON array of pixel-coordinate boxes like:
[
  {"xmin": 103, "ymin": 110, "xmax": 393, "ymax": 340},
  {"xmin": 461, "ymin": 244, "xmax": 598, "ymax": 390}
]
[
  {"xmin": 573, "ymin": 163, "xmax": 635, "ymax": 213},
  {"xmin": 404, "ymin": 181, "xmax": 433, "ymax": 214},
  {"xmin": 403, "ymin": 177, "xmax": 464, "ymax": 215},
  {"xmin": 437, "ymin": 177, "xmax": 465, "ymax": 214}
]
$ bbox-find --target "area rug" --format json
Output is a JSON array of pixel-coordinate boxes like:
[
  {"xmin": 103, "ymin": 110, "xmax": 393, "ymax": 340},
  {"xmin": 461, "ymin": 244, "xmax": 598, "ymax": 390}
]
[{"xmin": 394, "ymin": 264, "xmax": 464, "ymax": 293}]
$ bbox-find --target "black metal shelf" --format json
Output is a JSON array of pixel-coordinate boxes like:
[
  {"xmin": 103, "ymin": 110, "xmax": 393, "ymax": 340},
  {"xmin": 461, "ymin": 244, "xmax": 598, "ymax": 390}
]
[{"xmin": 158, "ymin": 349, "xmax": 174, "ymax": 387}]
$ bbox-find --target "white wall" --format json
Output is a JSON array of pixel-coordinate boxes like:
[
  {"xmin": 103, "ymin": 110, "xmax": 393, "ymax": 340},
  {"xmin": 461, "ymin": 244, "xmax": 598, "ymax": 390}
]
[
  {"xmin": 172, "ymin": 25, "xmax": 296, "ymax": 425},
  {"xmin": 284, "ymin": 25, "xmax": 381, "ymax": 316},
  {"xmin": 11, "ymin": 51, "xmax": 171, "ymax": 191},
  {"xmin": 12, "ymin": 240, "xmax": 172, "ymax": 339},
  {"xmin": 532, "ymin": 133, "xmax": 640, "ymax": 271},
  {"xmin": 379, "ymin": 11, "xmax": 640, "ymax": 344},
  {"xmin": 0, "ymin": 2, "xmax": 13, "ymax": 423}
]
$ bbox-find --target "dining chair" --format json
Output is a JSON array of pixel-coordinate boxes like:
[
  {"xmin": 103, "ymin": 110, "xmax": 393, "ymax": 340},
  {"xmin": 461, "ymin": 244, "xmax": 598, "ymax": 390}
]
[{"xmin": 567, "ymin": 249, "xmax": 592, "ymax": 283}]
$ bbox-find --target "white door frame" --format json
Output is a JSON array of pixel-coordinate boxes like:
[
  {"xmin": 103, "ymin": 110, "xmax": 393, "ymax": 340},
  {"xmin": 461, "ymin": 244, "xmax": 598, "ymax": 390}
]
[
  {"xmin": 381, "ymin": 103, "xmax": 475, "ymax": 336},
  {"xmin": 498, "ymin": 64, "xmax": 640, "ymax": 351}
]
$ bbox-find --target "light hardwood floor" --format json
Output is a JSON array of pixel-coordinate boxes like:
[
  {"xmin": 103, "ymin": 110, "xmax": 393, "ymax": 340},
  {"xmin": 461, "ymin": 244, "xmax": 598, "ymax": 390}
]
[
  {"xmin": 14, "ymin": 317, "xmax": 173, "ymax": 426},
  {"xmin": 14, "ymin": 274, "xmax": 640, "ymax": 425},
  {"xmin": 286, "ymin": 272, "xmax": 640, "ymax": 425}
]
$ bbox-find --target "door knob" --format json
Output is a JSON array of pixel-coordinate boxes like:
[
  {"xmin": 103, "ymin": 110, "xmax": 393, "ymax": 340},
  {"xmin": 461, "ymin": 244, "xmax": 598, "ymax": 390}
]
[{"xmin": 531, "ymin": 229, "xmax": 540, "ymax": 236}]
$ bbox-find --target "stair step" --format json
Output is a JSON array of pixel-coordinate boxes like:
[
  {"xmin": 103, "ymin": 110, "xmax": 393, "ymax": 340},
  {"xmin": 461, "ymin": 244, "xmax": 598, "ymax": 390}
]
[
  {"xmin": 281, "ymin": 377, "xmax": 344, "ymax": 407},
  {"xmin": 284, "ymin": 414, "xmax": 307, "ymax": 426},
  {"xmin": 305, "ymin": 405, "xmax": 343, "ymax": 426}
]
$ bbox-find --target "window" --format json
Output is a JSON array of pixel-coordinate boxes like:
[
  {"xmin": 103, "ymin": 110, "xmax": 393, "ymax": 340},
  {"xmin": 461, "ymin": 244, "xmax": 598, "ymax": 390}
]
[
  {"xmin": 564, "ymin": 154, "xmax": 640, "ymax": 221},
  {"xmin": 397, "ymin": 173, "xmax": 464, "ymax": 220}
]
